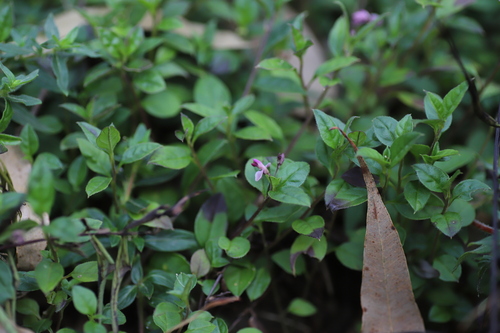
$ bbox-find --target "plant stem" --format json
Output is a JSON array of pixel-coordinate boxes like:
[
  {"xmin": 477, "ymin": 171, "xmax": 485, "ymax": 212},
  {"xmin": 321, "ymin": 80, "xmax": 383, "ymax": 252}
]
[
  {"xmin": 111, "ymin": 238, "xmax": 129, "ymax": 333},
  {"xmin": 121, "ymin": 71, "xmax": 151, "ymax": 131},
  {"xmin": 231, "ymin": 196, "xmax": 271, "ymax": 238},
  {"xmin": 123, "ymin": 161, "xmax": 139, "ymax": 204},
  {"xmin": 137, "ymin": 293, "xmax": 144, "ymax": 333},
  {"xmin": 188, "ymin": 144, "xmax": 215, "ymax": 191}
]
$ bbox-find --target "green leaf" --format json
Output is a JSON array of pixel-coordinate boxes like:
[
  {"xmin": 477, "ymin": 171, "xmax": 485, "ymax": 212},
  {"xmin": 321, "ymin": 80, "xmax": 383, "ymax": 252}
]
[
  {"xmin": 336, "ymin": 238, "xmax": 364, "ymax": 271},
  {"xmin": 182, "ymin": 103, "xmax": 225, "ymax": 117},
  {"xmin": 404, "ymin": 181, "xmax": 431, "ymax": 213},
  {"xmin": 44, "ymin": 13, "xmax": 59, "ymax": 40},
  {"xmin": 395, "ymin": 114, "xmax": 413, "ymax": 137},
  {"xmin": 431, "ymin": 212, "xmax": 462, "ymax": 238},
  {"xmin": 442, "ymin": 81, "xmax": 468, "ymax": 119},
  {"xmin": 318, "ymin": 76, "xmax": 341, "ymax": 87},
  {"xmin": 83, "ymin": 322, "xmax": 106, "ymax": 333},
  {"xmin": 194, "ymin": 74, "xmax": 231, "ymax": 109},
  {"xmin": 96, "ymin": 125, "xmax": 120, "ymax": 154},
  {"xmin": 71, "ymin": 261, "xmax": 98, "ymax": 282},
  {"xmin": 194, "ymin": 194, "xmax": 228, "ymax": 247},
  {"xmin": 372, "ymin": 116, "xmax": 398, "ymax": 146},
  {"xmin": 77, "ymin": 122, "xmax": 101, "ymax": 145},
  {"xmin": 72, "ymin": 285, "xmax": 97, "ymax": 316},
  {"xmin": 413, "ymin": 163, "xmax": 450, "ymax": 193},
  {"xmin": 237, "ymin": 329, "xmax": 262, "ymax": 333},
  {"xmin": 327, "ymin": 15, "xmax": 349, "ymax": 56},
  {"xmin": 314, "ymin": 56, "xmax": 359, "ymax": 76},
  {"xmin": 313, "ymin": 109, "xmax": 345, "ymax": 149},
  {"xmin": 28, "ymin": 158, "xmax": 54, "ymax": 215},
  {"xmin": 432, "ymin": 254, "xmax": 461, "ymax": 282},
  {"xmin": 77, "ymin": 139, "xmax": 112, "ymax": 176},
  {"xmin": 134, "ymin": 69, "xmax": 166, "ymax": 94},
  {"xmin": 52, "ymin": 54, "xmax": 69, "ymax": 96},
  {"xmin": 60, "ymin": 103, "xmax": 88, "ymax": 119},
  {"xmin": 425, "ymin": 91, "xmax": 446, "ymax": 121},
  {"xmin": 0, "ymin": 100, "xmax": 13, "ymax": 132},
  {"xmin": 193, "ymin": 116, "xmax": 226, "ymax": 143},
  {"xmin": 389, "ymin": 132, "xmax": 422, "ymax": 167},
  {"xmin": 234, "ymin": 126, "xmax": 272, "ymax": 141},
  {"xmin": 190, "ymin": 249, "xmax": 211, "ymax": 278},
  {"xmin": 181, "ymin": 113, "xmax": 195, "ymax": 142},
  {"xmin": 287, "ymin": 298, "xmax": 317, "ymax": 317},
  {"xmin": 257, "ymin": 58, "xmax": 294, "ymax": 71},
  {"xmin": 142, "ymin": 90, "xmax": 181, "ymax": 118},
  {"xmin": 290, "ymin": 235, "xmax": 327, "ymax": 272},
  {"xmin": 269, "ymin": 186, "xmax": 311, "ymax": 207},
  {"xmin": 272, "ymin": 249, "xmax": 306, "ymax": 275},
  {"xmin": 223, "ymin": 264, "xmax": 256, "ymax": 297},
  {"xmin": 149, "ymin": 144, "xmax": 191, "ymax": 169},
  {"xmin": 68, "ymin": 156, "xmax": 87, "ymax": 190},
  {"xmin": 278, "ymin": 161, "xmax": 310, "ymax": 187},
  {"xmin": 16, "ymin": 298, "xmax": 40, "ymax": 318},
  {"xmin": 35, "ymin": 260, "xmax": 64, "ymax": 294},
  {"xmin": 356, "ymin": 147, "xmax": 387, "ymax": 167},
  {"xmin": 44, "ymin": 217, "xmax": 86, "ymax": 243},
  {"xmin": 168, "ymin": 273, "xmax": 197, "ymax": 306},
  {"xmin": 0, "ymin": 3, "xmax": 13, "ymax": 42},
  {"xmin": 246, "ymin": 266, "xmax": 271, "ymax": 301},
  {"xmin": 0, "ymin": 133, "xmax": 21, "ymax": 145},
  {"xmin": 0, "ymin": 260, "xmax": 14, "ymax": 304},
  {"xmin": 20, "ymin": 124, "xmax": 39, "ymax": 157},
  {"xmin": 218, "ymin": 236, "xmax": 250, "ymax": 259},
  {"xmin": 85, "ymin": 176, "xmax": 112, "ymax": 197},
  {"xmin": 145, "ymin": 230, "xmax": 197, "ymax": 252},
  {"xmin": 325, "ymin": 180, "xmax": 367, "ymax": 211},
  {"xmin": 7, "ymin": 94, "xmax": 42, "ymax": 106},
  {"xmin": 253, "ymin": 75, "xmax": 306, "ymax": 94},
  {"xmin": 254, "ymin": 204, "xmax": 306, "ymax": 223},
  {"xmin": 452, "ymin": 179, "xmax": 491, "ymax": 201},
  {"xmin": 0, "ymin": 61, "xmax": 15, "ymax": 84},
  {"xmin": 244, "ymin": 110, "xmax": 283, "ymax": 140},
  {"xmin": 291, "ymin": 25, "xmax": 313, "ymax": 57},
  {"xmin": 153, "ymin": 302, "xmax": 182, "ymax": 332},
  {"xmin": 121, "ymin": 142, "xmax": 161, "ymax": 164},
  {"xmin": 232, "ymin": 94, "xmax": 255, "ymax": 115},
  {"xmin": 292, "ymin": 216, "xmax": 324, "ymax": 239}
]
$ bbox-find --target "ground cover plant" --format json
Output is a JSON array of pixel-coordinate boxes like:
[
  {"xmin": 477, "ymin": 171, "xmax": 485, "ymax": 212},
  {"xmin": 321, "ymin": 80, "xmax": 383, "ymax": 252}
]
[{"xmin": 1, "ymin": 0, "xmax": 500, "ymax": 332}]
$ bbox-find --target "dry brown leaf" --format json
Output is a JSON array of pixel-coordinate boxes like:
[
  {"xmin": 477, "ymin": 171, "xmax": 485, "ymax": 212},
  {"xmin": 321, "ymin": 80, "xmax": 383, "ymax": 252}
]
[
  {"xmin": 0, "ymin": 146, "xmax": 46, "ymax": 271},
  {"xmin": 333, "ymin": 128, "xmax": 425, "ymax": 333}
]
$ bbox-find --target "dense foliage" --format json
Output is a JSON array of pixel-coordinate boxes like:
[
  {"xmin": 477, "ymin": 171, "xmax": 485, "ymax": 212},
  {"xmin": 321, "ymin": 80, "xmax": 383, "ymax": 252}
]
[{"xmin": 1, "ymin": 0, "xmax": 500, "ymax": 332}]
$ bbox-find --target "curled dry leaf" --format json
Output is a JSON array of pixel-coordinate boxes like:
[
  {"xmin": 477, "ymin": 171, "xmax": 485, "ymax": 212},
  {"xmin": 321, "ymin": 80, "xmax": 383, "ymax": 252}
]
[
  {"xmin": 0, "ymin": 146, "xmax": 46, "ymax": 270},
  {"xmin": 332, "ymin": 128, "xmax": 425, "ymax": 333}
]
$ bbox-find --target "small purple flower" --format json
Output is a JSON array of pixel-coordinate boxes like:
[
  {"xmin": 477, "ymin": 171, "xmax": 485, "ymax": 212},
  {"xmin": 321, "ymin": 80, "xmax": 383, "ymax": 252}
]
[
  {"xmin": 352, "ymin": 9, "xmax": 380, "ymax": 27},
  {"xmin": 252, "ymin": 159, "xmax": 271, "ymax": 181}
]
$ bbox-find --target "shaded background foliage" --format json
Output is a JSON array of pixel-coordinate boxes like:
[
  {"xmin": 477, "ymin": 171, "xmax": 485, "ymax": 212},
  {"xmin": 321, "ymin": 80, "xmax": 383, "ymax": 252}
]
[{"xmin": 1, "ymin": 0, "xmax": 500, "ymax": 333}]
